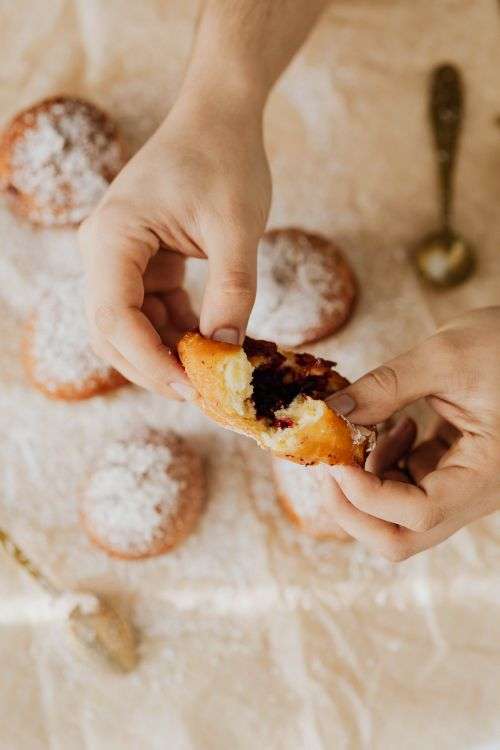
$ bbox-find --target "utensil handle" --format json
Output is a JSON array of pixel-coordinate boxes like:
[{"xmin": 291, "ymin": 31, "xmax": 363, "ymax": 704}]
[
  {"xmin": 0, "ymin": 529, "xmax": 57, "ymax": 596},
  {"xmin": 430, "ymin": 64, "xmax": 463, "ymax": 233}
]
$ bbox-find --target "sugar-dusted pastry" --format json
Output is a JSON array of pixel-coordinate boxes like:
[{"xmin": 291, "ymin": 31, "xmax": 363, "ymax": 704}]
[
  {"xmin": 178, "ymin": 332, "xmax": 375, "ymax": 466},
  {"xmin": 247, "ymin": 228, "xmax": 356, "ymax": 347},
  {"xmin": 23, "ymin": 277, "xmax": 126, "ymax": 400},
  {"xmin": 0, "ymin": 96, "xmax": 127, "ymax": 226},
  {"xmin": 80, "ymin": 429, "xmax": 206, "ymax": 560},
  {"xmin": 272, "ymin": 458, "xmax": 351, "ymax": 540}
]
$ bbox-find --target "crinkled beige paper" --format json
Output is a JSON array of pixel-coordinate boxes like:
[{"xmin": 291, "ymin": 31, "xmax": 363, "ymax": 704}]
[{"xmin": 0, "ymin": 1, "xmax": 499, "ymax": 748}]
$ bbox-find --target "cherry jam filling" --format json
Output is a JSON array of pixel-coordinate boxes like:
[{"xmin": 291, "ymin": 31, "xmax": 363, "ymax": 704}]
[{"xmin": 242, "ymin": 337, "xmax": 338, "ymax": 428}]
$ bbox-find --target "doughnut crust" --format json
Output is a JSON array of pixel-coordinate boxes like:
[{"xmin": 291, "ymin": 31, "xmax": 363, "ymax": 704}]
[
  {"xmin": 272, "ymin": 458, "xmax": 351, "ymax": 541},
  {"xmin": 80, "ymin": 429, "xmax": 206, "ymax": 560},
  {"xmin": 247, "ymin": 228, "xmax": 357, "ymax": 347},
  {"xmin": 178, "ymin": 332, "xmax": 375, "ymax": 466},
  {"xmin": 0, "ymin": 96, "xmax": 127, "ymax": 226},
  {"xmin": 23, "ymin": 278, "xmax": 126, "ymax": 401}
]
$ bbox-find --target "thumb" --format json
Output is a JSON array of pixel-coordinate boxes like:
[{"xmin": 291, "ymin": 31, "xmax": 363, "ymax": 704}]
[
  {"xmin": 199, "ymin": 228, "xmax": 257, "ymax": 345},
  {"xmin": 326, "ymin": 339, "xmax": 443, "ymax": 424}
]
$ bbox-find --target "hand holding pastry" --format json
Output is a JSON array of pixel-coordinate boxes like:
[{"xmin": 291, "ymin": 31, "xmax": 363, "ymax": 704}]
[
  {"xmin": 79, "ymin": 0, "xmax": 327, "ymax": 400},
  {"xmin": 323, "ymin": 307, "xmax": 500, "ymax": 560},
  {"xmin": 79, "ymin": 88, "xmax": 270, "ymax": 400}
]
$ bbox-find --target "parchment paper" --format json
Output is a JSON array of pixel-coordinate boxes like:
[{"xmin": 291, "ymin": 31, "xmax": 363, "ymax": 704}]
[{"xmin": 0, "ymin": 1, "xmax": 499, "ymax": 748}]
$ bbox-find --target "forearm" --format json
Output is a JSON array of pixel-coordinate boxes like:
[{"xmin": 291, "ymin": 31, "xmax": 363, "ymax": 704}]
[{"xmin": 180, "ymin": 0, "xmax": 328, "ymax": 112}]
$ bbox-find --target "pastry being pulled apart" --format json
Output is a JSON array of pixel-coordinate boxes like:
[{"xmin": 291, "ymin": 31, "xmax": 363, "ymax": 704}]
[{"xmin": 178, "ymin": 332, "xmax": 375, "ymax": 466}]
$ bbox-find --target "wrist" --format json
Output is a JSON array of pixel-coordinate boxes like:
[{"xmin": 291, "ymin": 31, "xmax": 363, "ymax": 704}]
[
  {"xmin": 177, "ymin": 6, "xmax": 273, "ymax": 121},
  {"xmin": 178, "ymin": 59, "xmax": 268, "ymax": 121},
  {"xmin": 170, "ymin": 66, "xmax": 266, "ymax": 138}
]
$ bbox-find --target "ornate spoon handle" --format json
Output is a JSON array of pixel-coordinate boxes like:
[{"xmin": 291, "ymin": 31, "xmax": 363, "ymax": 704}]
[
  {"xmin": 0, "ymin": 528, "xmax": 58, "ymax": 596},
  {"xmin": 430, "ymin": 63, "xmax": 463, "ymax": 234}
]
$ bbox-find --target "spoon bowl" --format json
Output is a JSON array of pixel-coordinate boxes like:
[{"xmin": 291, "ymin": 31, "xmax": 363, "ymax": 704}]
[
  {"xmin": 413, "ymin": 230, "xmax": 476, "ymax": 288},
  {"xmin": 414, "ymin": 63, "xmax": 476, "ymax": 288},
  {"xmin": 69, "ymin": 598, "xmax": 138, "ymax": 673}
]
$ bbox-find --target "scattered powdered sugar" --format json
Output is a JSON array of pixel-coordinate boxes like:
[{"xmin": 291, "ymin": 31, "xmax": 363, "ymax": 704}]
[
  {"xmin": 30, "ymin": 276, "xmax": 114, "ymax": 389},
  {"xmin": 247, "ymin": 230, "xmax": 354, "ymax": 347},
  {"xmin": 0, "ymin": 3, "xmax": 499, "ymax": 743},
  {"xmin": 9, "ymin": 98, "xmax": 125, "ymax": 224},
  {"xmin": 81, "ymin": 432, "xmax": 188, "ymax": 555}
]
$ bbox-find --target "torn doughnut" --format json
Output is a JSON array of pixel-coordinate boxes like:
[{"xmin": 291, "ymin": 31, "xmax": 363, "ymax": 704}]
[
  {"xmin": 247, "ymin": 228, "xmax": 357, "ymax": 347},
  {"xmin": 272, "ymin": 458, "xmax": 351, "ymax": 540},
  {"xmin": 23, "ymin": 277, "xmax": 126, "ymax": 400},
  {"xmin": 0, "ymin": 95, "xmax": 127, "ymax": 226},
  {"xmin": 178, "ymin": 332, "xmax": 375, "ymax": 466},
  {"xmin": 80, "ymin": 429, "xmax": 206, "ymax": 560}
]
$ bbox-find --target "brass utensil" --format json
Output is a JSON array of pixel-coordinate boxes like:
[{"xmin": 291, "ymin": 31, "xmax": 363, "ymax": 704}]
[
  {"xmin": 0, "ymin": 528, "xmax": 138, "ymax": 672},
  {"xmin": 413, "ymin": 63, "xmax": 476, "ymax": 287}
]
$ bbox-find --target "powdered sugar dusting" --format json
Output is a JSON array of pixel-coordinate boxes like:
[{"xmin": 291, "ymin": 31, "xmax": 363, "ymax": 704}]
[
  {"xmin": 81, "ymin": 430, "xmax": 198, "ymax": 556},
  {"xmin": 248, "ymin": 230, "xmax": 355, "ymax": 347},
  {"xmin": 30, "ymin": 277, "xmax": 114, "ymax": 390},
  {"xmin": 8, "ymin": 98, "xmax": 125, "ymax": 225}
]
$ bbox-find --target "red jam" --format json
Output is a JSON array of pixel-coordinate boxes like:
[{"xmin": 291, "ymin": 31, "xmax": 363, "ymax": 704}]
[{"xmin": 242, "ymin": 336, "xmax": 339, "ymax": 425}]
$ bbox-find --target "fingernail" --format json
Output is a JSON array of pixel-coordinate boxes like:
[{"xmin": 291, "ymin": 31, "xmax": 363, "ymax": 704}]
[
  {"xmin": 170, "ymin": 382, "xmax": 197, "ymax": 400},
  {"xmin": 212, "ymin": 327, "xmax": 239, "ymax": 345},
  {"xmin": 326, "ymin": 393, "xmax": 356, "ymax": 416}
]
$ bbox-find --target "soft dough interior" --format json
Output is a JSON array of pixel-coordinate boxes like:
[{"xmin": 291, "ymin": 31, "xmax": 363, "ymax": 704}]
[{"xmin": 221, "ymin": 337, "xmax": 347, "ymax": 434}]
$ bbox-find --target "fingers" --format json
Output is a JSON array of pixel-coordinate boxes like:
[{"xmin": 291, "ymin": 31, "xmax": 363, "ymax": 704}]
[
  {"xmin": 322, "ymin": 478, "xmax": 405, "ymax": 559},
  {"xmin": 163, "ymin": 288, "xmax": 198, "ymax": 331},
  {"xmin": 434, "ymin": 420, "xmax": 461, "ymax": 447},
  {"xmin": 329, "ymin": 465, "xmax": 438, "ymax": 532},
  {"xmin": 142, "ymin": 294, "xmax": 168, "ymax": 330},
  {"xmin": 91, "ymin": 335, "xmax": 183, "ymax": 399},
  {"xmin": 143, "ymin": 250, "xmax": 185, "ymax": 293},
  {"xmin": 366, "ymin": 416, "xmax": 417, "ymax": 476},
  {"xmin": 199, "ymin": 226, "xmax": 258, "ymax": 344},
  {"xmin": 322, "ymin": 472, "xmax": 474, "ymax": 561},
  {"xmin": 325, "ymin": 335, "xmax": 451, "ymax": 425},
  {"xmin": 406, "ymin": 438, "xmax": 447, "ymax": 484},
  {"xmin": 328, "ymin": 455, "xmax": 478, "ymax": 535},
  {"xmin": 80, "ymin": 211, "xmax": 196, "ymax": 398}
]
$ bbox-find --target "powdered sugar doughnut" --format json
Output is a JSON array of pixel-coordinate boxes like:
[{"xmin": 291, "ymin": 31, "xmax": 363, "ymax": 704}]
[
  {"xmin": 247, "ymin": 229, "xmax": 356, "ymax": 347},
  {"xmin": 23, "ymin": 277, "xmax": 126, "ymax": 400},
  {"xmin": 80, "ymin": 430, "xmax": 206, "ymax": 560},
  {"xmin": 272, "ymin": 457, "xmax": 351, "ymax": 541},
  {"xmin": 0, "ymin": 96, "xmax": 127, "ymax": 226}
]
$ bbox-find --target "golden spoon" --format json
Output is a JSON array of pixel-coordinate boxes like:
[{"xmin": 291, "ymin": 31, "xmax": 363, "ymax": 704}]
[
  {"xmin": 413, "ymin": 63, "xmax": 476, "ymax": 287},
  {"xmin": 0, "ymin": 528, "xmax": 138, "ymax": 672}
]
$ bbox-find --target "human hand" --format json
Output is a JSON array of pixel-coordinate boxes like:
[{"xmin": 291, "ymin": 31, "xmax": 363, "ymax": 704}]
[
  {"xmin": 79, "ymin": 89, "xmax": 271, "ymax": 399},
  {"xmin": 323, "ymin": 307, "xmax": 500, "ymax": 561}
]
